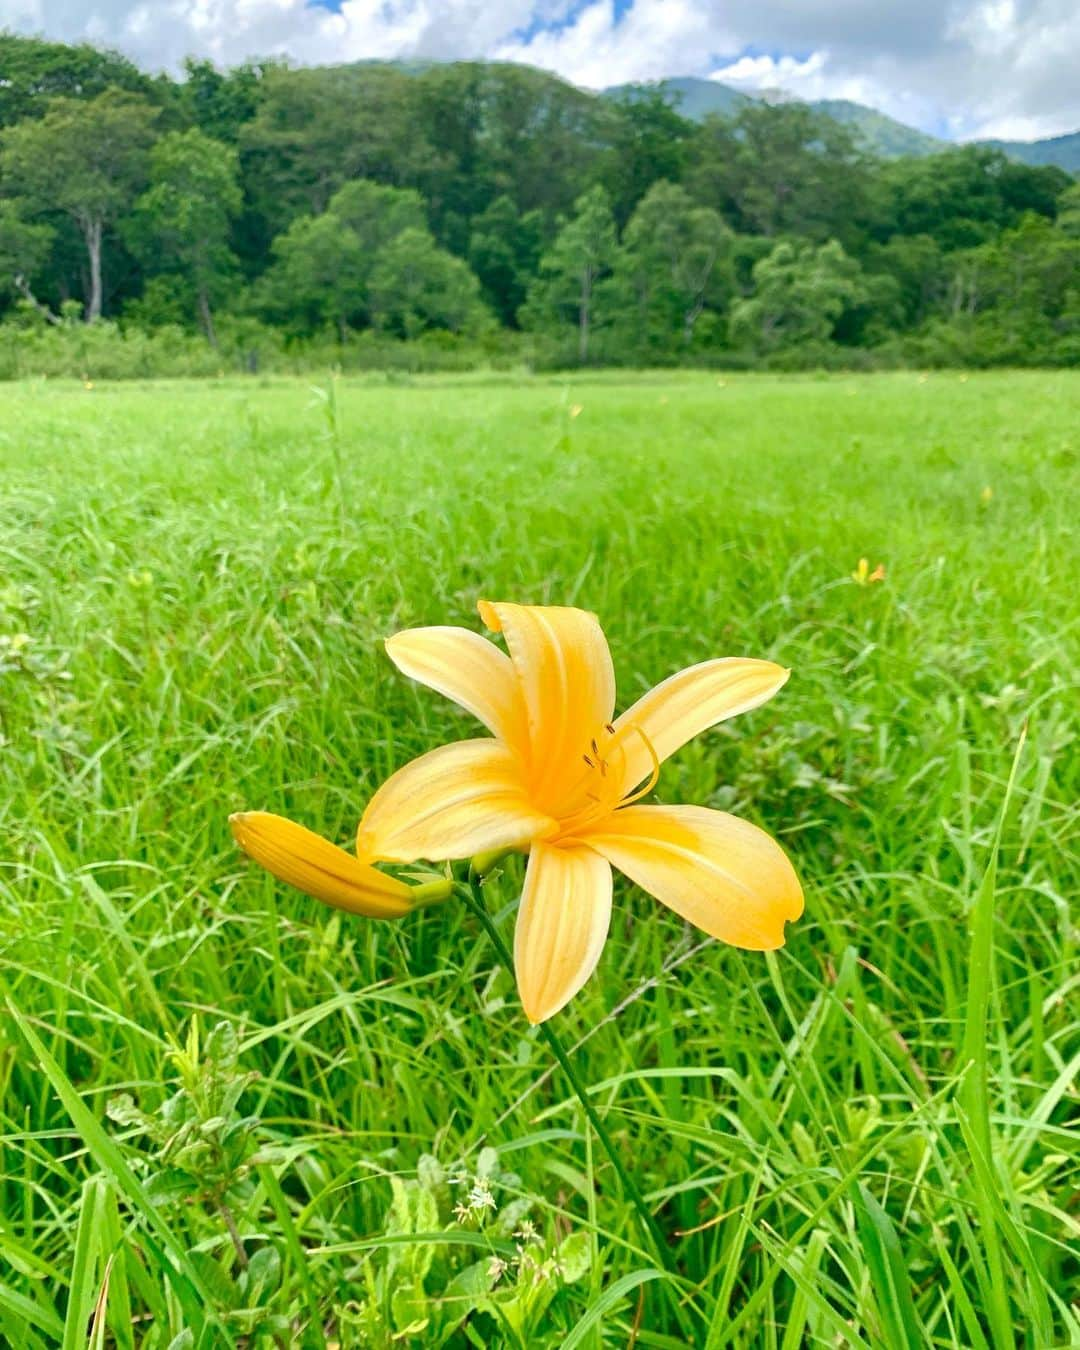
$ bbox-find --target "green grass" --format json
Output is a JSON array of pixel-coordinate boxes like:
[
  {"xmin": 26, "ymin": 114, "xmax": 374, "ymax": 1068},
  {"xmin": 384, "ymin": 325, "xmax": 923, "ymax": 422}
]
[{"xmin": 1, "ymin": 369, "xmax": 1077, "ymax": 1347}]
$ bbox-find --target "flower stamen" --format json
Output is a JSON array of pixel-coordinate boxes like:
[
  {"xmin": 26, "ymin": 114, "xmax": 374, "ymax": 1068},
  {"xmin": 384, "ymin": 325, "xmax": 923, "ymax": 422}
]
[
  {"xmin": 616, "ymin": 725, "xmax": 661, "ymax": 808},
  {"xmin": 557, "ymin": 721, "xmax": 661, "ymax": 837}
]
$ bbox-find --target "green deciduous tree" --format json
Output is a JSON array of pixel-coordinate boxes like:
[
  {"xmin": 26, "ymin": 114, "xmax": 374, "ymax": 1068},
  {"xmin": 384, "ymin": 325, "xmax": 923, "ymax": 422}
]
[
  {"xmin": 602, "ymin": 88, "xmax": 694, "ymax": 228},
  {"xmin": 1056, "ymin": 183, "xmax": 1080, "ymax": 238},
  {"xmin": 617, "ymin": 181, "xmax": 732, "ymax": 346},
  {"xmin": 935, "ymin": 214, "xmax": 1080, "ymax": 364},
  {"xmin": 259, "ymin": 180, "xmax": 429, "ymax": 338},
  {"xmin": 0, "ymin": 34, "xmax": 153, "ymax": 128},
  {"xmin": 730, "ymin": 238, "xmax": 870, "ymax": 353},
  {"xmin": 128, "ymin": 130, "xmax": 242, "ymax": 344},
  {"xmin": 523, "ymin": 187, "xmax": 617, "ymax": 362},
  {"xmin": 0, "ymin": 89, "xmax": 158, "ymax": 320},
  {"xmin": 410, "ymin": 62, "xmax": 617, "ymax": 230},
  {"xmin": 239, "ymin": 66, "xmax": 434, "ymax": 240},
  {"xmin": 874, "ymin": 146, "xmax": 1070, "ymax": 251},
  {"xmin": 179, "ymin": 58, "xmax": 275, "ymax": 144},
  {"xmin": 369, "ymin": 227, "xmax": 487, "ymax": 338},
  {"xmin": 328, "ymin": 180, "xmax": 427, "ymax": 259},
  {"xmin": 688, "ymin": 104, "xmax": 870, "ymax": 246},
  {"xmin": 0, "ymin": 202, "xmax": 55, "ymax": 317},
  {"xmin": 468, "ymin": 196, "xmax": 543, "ymax": 327},
  {"xmin": 260, "ymin": 214, "xmax": 367, "ymax": 339},
  {"xmin": 866, "ymin": 233, "xmax": 948, "ymax": 327}
]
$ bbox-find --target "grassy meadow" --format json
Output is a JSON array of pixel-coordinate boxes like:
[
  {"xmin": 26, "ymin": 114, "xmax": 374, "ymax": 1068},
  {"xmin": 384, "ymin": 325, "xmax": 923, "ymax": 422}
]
[{"xmin": 1, "ymin": 369, "xmax": 1077, "ymax": 1347}]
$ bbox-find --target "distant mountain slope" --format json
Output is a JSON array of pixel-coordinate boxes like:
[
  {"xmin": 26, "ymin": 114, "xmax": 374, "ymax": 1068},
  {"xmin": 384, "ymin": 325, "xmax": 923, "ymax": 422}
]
[
  {"xmin": 604, "ymin": 75, "xmax": 751, "ymax": 120},
  {"xmin": 601, "ymin": 76, "xmax": 943, "ymax": 157},
  {"xmin": 978, "ymin": 131, "xmax": 1080, "ymax": 172},
  {"xmin": 809, "ymin": 99, "xmax": 941, "ymax": 158},
  {"xmin": 600, "ymin": 75, "xmax": 1078, "ymax": 173}
]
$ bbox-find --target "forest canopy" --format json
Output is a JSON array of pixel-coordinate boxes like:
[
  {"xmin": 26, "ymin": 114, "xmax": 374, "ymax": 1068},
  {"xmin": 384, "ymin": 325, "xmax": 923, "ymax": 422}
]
[{"xmin": 0, "ymin": 33, "xmax": 1077, "ymax": 372}]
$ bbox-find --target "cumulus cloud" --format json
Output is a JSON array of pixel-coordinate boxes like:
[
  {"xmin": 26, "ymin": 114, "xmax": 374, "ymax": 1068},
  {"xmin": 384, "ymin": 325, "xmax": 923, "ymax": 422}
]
[
  {"xmin": 707, "ymin": 51, "xmax": 946, "ymax": 142},
  {"xmin": 0, "ymin": 0, "xmax": 1078, "ymax": 141},
  {"xmin": 493, "ymin": 0, "xmax": 722, "ymax": 89},
  {"xmin": 943, "ymin": 0, "xmax": 1080, "ymax": 136},
  {"xmin": 1, "ymin": 0, "xmax": 543, "ymax": 67},
  {"xmin": 704, "ymin": 0, "xmax": 1080, "ymax": 139}
]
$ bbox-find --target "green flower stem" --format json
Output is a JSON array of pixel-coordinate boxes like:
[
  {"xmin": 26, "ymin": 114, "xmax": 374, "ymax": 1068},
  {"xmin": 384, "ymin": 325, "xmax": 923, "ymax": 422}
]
[
  {"xmin": 408, "ymin": 877, "xmax": 455, "ymax": 908},
  {"xmin": 459, "ymin": 873, "xmax": 686, "ymax": 1294}
]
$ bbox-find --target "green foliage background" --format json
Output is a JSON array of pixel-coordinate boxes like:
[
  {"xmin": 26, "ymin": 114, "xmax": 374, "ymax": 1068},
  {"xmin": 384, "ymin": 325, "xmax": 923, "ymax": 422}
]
[{"xmin": 0, "ymin": 34, "xmax": 1078, "ymax": 372}]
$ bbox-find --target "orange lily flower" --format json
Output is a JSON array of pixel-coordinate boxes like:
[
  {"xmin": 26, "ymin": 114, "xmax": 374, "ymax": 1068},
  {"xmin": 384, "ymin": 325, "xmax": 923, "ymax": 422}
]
[
  {"xmin": 851, "ymin": 558, "xmax": 886, "ymax": 585},
  {"xmin": 356, "ymin": 601, "xmax": 803, "ymax": 1023}
]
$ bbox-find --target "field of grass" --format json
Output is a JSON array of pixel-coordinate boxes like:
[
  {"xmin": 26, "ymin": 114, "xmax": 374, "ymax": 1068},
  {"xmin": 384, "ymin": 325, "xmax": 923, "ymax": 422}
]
[{"xmin": 1, "ymin": 369, "xmax": 1077, "ymax": 1348}]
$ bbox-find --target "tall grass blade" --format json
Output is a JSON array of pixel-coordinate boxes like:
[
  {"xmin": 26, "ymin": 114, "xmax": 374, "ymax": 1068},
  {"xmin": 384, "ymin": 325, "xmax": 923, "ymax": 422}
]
[
  {"xmin": 560, "ymin": 1269, "xmax": 665, "ymax": 1349},
  {"xmin": 5, "ymin": 996, "xmax": 227, "ymax": 1346},
  {"xmin": 956, "ymin": 725, "xmax": 1027, "ymax": 1350},
  {"xmin": 850, "ymin": 1182, "xmax": 924, "ymax": 1350}
]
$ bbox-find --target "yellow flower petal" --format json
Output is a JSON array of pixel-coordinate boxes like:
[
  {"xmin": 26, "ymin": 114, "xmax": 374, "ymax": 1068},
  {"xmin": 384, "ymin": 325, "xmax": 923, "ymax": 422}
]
[
  {"xmin": 230, "ymin": 812, "xmax": 412, "ymax": 918},
  {"xmin": 478, "ymin": 600, "xmax": 616, "ymax": 813},
  {"xmin": 356, "ymin": 738, "xmax": 557, "ymax": 864},
  {"xmin": 613, "ymin": 658, "xmax": 789, "ymax": 793},
  {"xmin": 583, "ymin": 804, "xmax": 803, "ymax": 950},
  {"xmin": 384, "ymin": 626, "xmax": 528, "ymax": 755},
  {"xmin": 514, "ymin": 841, "xmax": 612, "ymax": 1024}
]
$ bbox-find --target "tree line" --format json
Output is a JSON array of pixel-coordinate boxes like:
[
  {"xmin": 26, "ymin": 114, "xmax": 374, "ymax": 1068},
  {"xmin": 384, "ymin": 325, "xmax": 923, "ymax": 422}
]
[{"xmin": 1, "ymin": 33, "xmax": 1078, "ymax": 371}]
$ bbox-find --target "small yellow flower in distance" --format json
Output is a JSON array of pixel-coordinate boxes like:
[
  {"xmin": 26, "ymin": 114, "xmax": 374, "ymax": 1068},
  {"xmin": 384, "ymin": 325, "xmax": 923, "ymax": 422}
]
[
  {"xmin": 851, "ymin": 558, "xmax": 886, "ymax": 585},
  {"xmin": 361, "ymin": 602, "xmax": 803, "ymax": 1022},
  {"xmin": 980, "ymin": 485, "xmax": 993, "ymax": 505},
  {"xmin": 84, "ymin": 380, "xmax": 94, "ymax": 391},
  {"xmin": 569, "ymin": 403, "xmax": 583, "ymax": 418},
  {"xmin": 230, "ymin": 811, "xmax": 436, "ymax": 919}
]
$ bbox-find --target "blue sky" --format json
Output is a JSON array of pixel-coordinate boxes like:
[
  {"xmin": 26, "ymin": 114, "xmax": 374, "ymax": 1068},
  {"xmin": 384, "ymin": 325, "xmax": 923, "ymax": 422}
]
[{"xmin": 1, "ymin": 0, "xmax": 1078, "ymax": 141}]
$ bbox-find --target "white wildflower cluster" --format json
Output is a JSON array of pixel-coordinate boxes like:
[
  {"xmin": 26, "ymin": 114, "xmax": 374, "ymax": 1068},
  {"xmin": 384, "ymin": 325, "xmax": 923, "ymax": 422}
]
[
  {"xmin": 448, "ymin": 1155, "xmax": 578, "ymax": 1295},
  {"xmin": 469, "ymin": 1179, "xmax": 497, "ymax": 1211},
  {"xmin": 483, "ymin": 1222, "xmax": 564, "ymax": 1290},
  {"xmin": 449, "ymin": 1172, "xmax": 496, "ymax": 1224},
  {"xmin": 513, "ymin": 1238, "xmax": 565, "ymax": 1288}
]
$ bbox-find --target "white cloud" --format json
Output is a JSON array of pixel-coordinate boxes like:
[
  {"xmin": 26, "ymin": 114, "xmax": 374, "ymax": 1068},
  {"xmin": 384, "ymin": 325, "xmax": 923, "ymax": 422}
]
[
  {"xmin": 707, "ymin": 50, "xmax": 943, "ymax": 141},
  {"xmin": 709, "ymin": 50, "xmax": 902, "ymax": 112},
  {"xmin": 0, "ymin": 0, "xmax": 1078, "ymax": 141},
  {"xmin": 708, "ymin": 50, "xmax": 884, "ymax": 107},
  {"xmin": 713, "ymin": 52, "xmax": 826, "ymax": 89},
  {"xmin": 493, "ymin": 0, "xmax": 725, "ymax": 89},
  {"xmin": 970, "ymin": 113, "xmax": 1062, "ymax": 140},
  {"xmin": 707, "ymin": 3, "xmax": 1080, "ymax": 142},
  {"xmin": 0, "ymin": 0, "xmax": 543, "ymax": 68},
  {"xmin": 944, "ymin": 0, "xmax": 1080, "ymax": 137}
]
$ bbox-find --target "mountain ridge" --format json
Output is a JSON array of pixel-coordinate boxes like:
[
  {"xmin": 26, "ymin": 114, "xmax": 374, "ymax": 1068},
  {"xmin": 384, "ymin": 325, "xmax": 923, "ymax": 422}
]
[{"xmin": 600, "ymin": 75, "xmax": 1080, "ymax": 172}]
